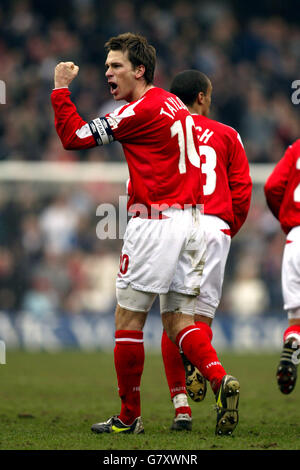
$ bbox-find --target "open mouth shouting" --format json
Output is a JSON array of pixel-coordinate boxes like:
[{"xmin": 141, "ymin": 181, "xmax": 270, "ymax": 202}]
[{"xmin": 109, "ymin": 81, "xmax": 118, "ymax": 96}]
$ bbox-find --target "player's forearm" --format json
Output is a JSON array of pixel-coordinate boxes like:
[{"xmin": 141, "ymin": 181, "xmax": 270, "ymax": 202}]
[
  {"xmin": 264, "ymin": 156, "xmax": 291, "ymax": 220},
  {"xmin": 51, "ymin": 88, "xmax": 96, "ymax": 150},
  {"xmin": 227, "ymin": 150, "xmax": 253, "ymax": 236},
  {"xmin": 230, "ymin": 205, "xmax": 250, "ymax": 237},
  {"xmin": 264, "ymin": 185, "xmax": 282, "ymax": 220},
  {"xmin": 230, "ymin": 180, "xmax": 252, "ymax": 236},
  {"xmin": 230, "ymin": 206, "xmax": 250, "ymax": 237},
  {"xmin": 264, "ymin": 173, "xmax": 286, "ymax": 219}
]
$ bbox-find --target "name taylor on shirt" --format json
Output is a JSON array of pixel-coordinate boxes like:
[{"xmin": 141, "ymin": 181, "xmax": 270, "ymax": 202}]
[{"xmin": 160, "ymin": 96, "xmax": 214, "ymax": 144}]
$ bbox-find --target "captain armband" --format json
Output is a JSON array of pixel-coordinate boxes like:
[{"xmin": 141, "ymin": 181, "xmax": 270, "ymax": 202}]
[{"xmin": 88, "ymin": 117, "xmax": 115, "ymax": 146}]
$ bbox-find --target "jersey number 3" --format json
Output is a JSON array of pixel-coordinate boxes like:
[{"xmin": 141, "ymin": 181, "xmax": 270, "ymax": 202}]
[{"xmin": 199, "ymin": 145, "xmax": 217, "ymax": 196}]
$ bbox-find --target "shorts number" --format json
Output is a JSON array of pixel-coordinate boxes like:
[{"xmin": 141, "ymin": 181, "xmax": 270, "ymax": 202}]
[
  {"xmin": 119, "ymin": 254, "xmax": 129, "ymax": 275},
  {"xmin": 294, "ymin": 157, "xmax": 300, "ymax": 202},
  {"xmin": 171, "ymin": 116, "xmax": 200, "ymax": 173}
]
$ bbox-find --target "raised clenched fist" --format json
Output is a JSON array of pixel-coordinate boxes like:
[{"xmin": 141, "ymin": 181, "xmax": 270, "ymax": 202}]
[{"xmin": 54, "ymin": 62, "xmax": 79, "ymax": 88}]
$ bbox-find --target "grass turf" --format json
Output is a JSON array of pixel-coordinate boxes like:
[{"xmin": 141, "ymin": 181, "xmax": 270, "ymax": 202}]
[{"xmin": 0, "ymin": 350, "xmax": 299, "ymax": 450}]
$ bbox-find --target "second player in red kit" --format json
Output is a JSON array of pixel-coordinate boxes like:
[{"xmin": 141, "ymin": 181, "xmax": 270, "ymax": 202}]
[{"xmin": 265, "ymin": 140, "xmax": 300, "ymax": 395}]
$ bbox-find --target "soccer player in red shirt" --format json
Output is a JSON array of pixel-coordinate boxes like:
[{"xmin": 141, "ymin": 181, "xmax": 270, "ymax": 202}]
[
  {"xmin": 159, "ymin": 70, "xmax": 252, "ymax": 432},
  {"xmin": 264, "ymin": 140, "xmax": 300, "ymax": 394},
  {"xmin": 51, "ymin": 33, "xmax": 240, "ymax": 436}
]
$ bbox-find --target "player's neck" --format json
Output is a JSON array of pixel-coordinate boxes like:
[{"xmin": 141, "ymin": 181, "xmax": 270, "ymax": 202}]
[
  {"xmin": 131, "ymin": 82, "xmax": 154, "ymax": 102},
  {"xmin": 188, "ymin": 104, "xmax": 204, "ymax": 116}
]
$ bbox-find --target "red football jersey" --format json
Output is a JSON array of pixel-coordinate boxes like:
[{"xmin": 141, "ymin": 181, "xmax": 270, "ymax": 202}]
[
  {"xmin": 264, "ymin": 139, "xmax": 300, "ymax": 234},
  {"xmin": 51, "ymin": 87, "xmax": 203, "ymax": 212},
  {"xmin": 192, "ymin": 115, "xmax": 252, "ymax": 237}
]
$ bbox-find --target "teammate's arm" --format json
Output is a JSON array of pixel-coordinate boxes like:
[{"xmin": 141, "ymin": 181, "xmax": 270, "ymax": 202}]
[
  {"xmin": 264, "ymin": 146, "xmax": 294, "ymax": 220},
  {"xmin": 228, "ymin": 134, "xmax": 252, "ymax": 237}
]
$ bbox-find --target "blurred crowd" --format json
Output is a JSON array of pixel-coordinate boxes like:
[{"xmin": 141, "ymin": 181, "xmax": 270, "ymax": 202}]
[
  {"xmin": 0, "ymin": 0, "xmax": 299, "ymax": 318},
  {"xmin": 0, "ymin": 182, "xmax": 125, "ymax": 317}
]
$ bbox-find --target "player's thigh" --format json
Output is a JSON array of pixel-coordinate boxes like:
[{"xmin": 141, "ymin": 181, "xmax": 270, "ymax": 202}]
[
  {"xmin": 161, "ymin": 310, "xmax": 195, "ymax": 343},
  {"xmin": 116, "ymin": 208, "xmax": 198, "ymax": 294},
  {"xmin": 194, "ymin": 313, "xmax": 212, "ymax": 326},
  {"xmin": 159, "ymin": 209, "xmax": 207, "ymax": 341},
  {"xmin": 115, "ymin": 303, "xmax": 148, "ymax": 331},
  {"xmin": 195, "ymin": 215, "xmax": 231, "ymax": 319},
  {"xmin": 167, "ymin": 208, "xmax": 206, "ymax": 296},
  {"xmin": 116, "ymin": 284, "xmax": 157, "ymax": 318},
  {"xmin": 282, "ymin": 227, "xmax": 300, "ymax": 314}
]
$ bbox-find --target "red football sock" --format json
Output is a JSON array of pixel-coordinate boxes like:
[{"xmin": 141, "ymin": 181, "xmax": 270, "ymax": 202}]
[
  {"xmin": 195, "ymin": 320, "xmax": 213, "ymax": 341},
  {"xmin": 175, "ymin": 406, "xmax": 191, "ymax": 417},
  {"xmin": 114, "ymin": 330, "xmax": 144, "ymax": 425},
  {"xmin": 283, "ymin": 325, "xmax": 300, "ymax": 344},
  {"xmin": 161, "ymin": 329, "xmax": 187, "ymax": 399},
  {"xmin": 176, "ymin": 324, "xmax": 226, "ymax": 394}
]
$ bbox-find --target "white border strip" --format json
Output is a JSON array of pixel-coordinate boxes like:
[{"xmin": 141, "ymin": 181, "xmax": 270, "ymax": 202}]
[
  {"xmin": 115, "ymin": 338, "xmax": 144, "ymax": 343},
  {"xmin": 0, "ymin": 162, "xmax": 272, "ymax": 184}
]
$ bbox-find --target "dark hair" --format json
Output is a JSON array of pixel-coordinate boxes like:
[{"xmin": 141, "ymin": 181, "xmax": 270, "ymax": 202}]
[
  {"xmin": 170, "ymin": 70, "xmax": 210, "ymax": 106},
  {"xmin": 105, "ymin": 32, "xmax": 156, "ymax": 84}
]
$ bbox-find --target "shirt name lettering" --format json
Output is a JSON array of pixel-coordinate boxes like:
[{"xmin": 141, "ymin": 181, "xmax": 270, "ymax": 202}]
[
  {"xmin": 160, "ymin": 96, "xmax": 188, "ymax": 120},
  {"xmin": 196, "ymin": 126, "xmax": 214, "ymax": 144}
]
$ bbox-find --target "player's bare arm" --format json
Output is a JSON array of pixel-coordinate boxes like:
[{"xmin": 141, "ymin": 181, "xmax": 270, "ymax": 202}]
[{"xmin": 54, "ymin": 61, "xmax": 79, "ymax": 88}]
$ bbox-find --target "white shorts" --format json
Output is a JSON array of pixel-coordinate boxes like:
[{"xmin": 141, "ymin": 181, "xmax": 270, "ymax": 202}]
[
  {"xmin": 193, "ymin": 215, "xmax": 231, "ymax": 318},
  {"xmin": 282, "ymin": 226, "xmax": 300, "ymax": 313},
  {"xmin": 116, "ymin": 207, "xmax": 206, "ymax": 295}
]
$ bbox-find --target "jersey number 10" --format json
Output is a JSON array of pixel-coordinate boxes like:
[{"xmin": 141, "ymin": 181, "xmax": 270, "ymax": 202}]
[{"xmin": 171, "ymin": 117, "xmax": 217, "ymax": 196}]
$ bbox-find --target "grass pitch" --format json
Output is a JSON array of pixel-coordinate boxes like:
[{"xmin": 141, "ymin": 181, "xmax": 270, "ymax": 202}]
[{"xmin": 0, "ymin": 349, "xmax": 299, "ymax": 450}]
